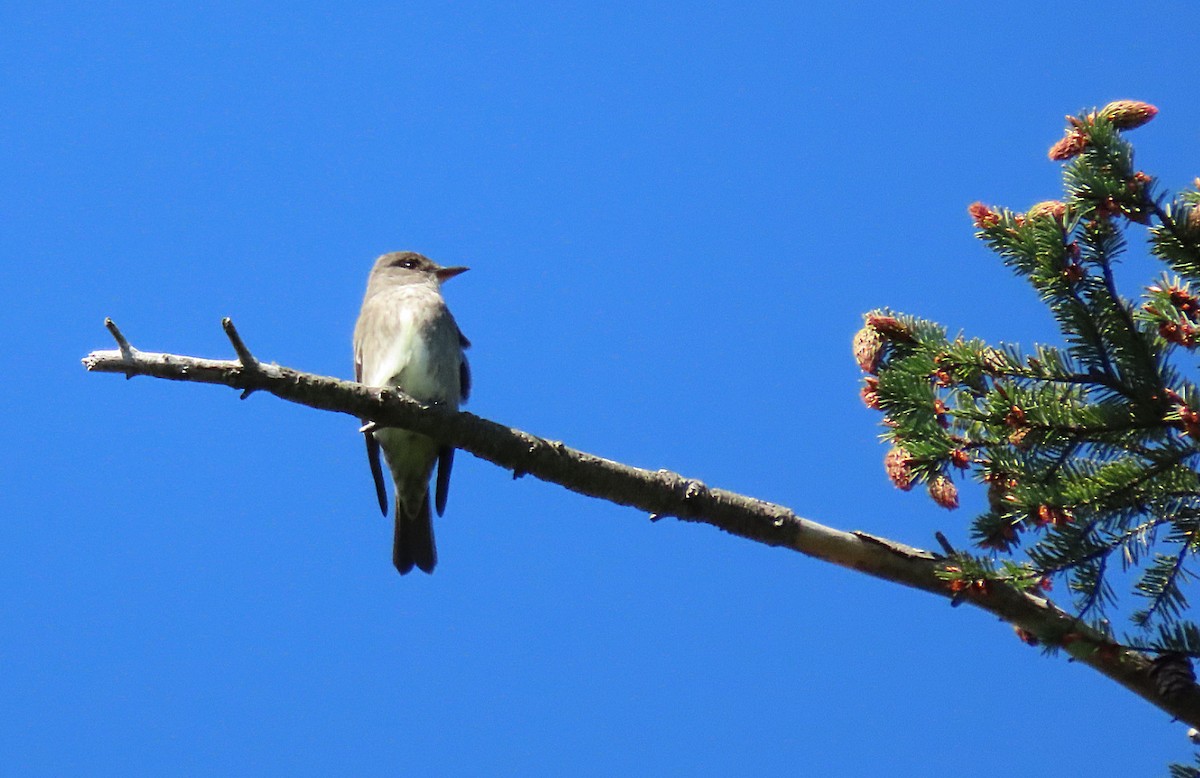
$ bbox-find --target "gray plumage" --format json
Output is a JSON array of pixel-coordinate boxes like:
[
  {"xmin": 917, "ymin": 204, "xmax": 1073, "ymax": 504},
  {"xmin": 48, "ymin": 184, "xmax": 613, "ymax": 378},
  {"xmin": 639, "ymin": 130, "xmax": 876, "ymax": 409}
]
[{"xmin": 353, "ymin": 251, "xmax": 470, "ymax": 575}]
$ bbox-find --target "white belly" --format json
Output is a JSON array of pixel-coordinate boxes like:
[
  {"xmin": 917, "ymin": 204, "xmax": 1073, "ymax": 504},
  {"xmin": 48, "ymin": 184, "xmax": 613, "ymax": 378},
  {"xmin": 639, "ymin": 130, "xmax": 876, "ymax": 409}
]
[{"xmin": 362, "ymin": 292, "xmax": 459, "ymax": 405}]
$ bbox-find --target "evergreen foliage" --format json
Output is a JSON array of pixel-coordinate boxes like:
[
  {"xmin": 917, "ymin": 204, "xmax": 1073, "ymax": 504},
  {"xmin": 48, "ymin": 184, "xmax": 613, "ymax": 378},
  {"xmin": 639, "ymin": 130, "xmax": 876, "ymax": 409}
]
[
  {"xmin": 1169, "ymin": 760, "xmax": 1200, "ymax": 778},
  {"xmin": 857, "ymin": 101, "xmax": 1200, "ymax": 657}
]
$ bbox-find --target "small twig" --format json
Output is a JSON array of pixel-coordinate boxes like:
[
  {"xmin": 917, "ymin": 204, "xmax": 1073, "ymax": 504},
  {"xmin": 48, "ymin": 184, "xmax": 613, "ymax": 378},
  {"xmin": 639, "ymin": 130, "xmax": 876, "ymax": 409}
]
[
  {"xmin": 221, "ymin": 317, "xmax": 258, "ymax": 368},
  {"xmin": 104, "ymin": 318, "xmax": 136, "ymax": 379},
  {"xmin": 221, "ymin": 318, "xmax": 260, "ymax": 399},
  {"xmin": 934, "ymin": 531, "xmax": 956, "ymax": 557},
  {"xmin": 104, "ymin": 317, "xmax": 132, "ymax": 354},
  {"xmin": 359, "ymin": 421, "xmax": 379, "ymax": 434}
]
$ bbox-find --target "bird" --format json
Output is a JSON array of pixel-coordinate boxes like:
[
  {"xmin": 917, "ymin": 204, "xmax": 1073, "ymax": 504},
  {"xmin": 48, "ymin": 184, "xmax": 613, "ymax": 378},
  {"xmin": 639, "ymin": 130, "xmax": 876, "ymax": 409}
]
[{"xmin": 352, "ymin": 251, "xmax": 471, "ymax": 574}]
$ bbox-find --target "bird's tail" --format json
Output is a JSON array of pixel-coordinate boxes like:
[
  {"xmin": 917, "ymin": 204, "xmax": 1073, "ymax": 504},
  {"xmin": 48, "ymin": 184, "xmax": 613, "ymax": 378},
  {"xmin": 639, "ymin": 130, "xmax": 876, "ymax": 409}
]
[{"xmin": 393, "ymin": 490, "xmax": 437, "ymax": 575}]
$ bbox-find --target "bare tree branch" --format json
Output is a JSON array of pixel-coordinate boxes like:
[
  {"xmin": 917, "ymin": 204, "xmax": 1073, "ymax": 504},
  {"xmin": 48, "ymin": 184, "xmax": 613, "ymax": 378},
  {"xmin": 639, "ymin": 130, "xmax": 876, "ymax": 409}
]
[{"xmin": 81, "ymin": 319, "xmax": 1200, "ymax": 728}]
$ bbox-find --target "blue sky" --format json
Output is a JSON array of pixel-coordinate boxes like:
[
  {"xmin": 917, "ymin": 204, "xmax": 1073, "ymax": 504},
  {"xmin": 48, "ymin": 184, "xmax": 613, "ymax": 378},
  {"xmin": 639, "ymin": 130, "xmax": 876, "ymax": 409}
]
[{"xmin": 5, "ymin": 2, "xmax": 1200, "ymax": 775}]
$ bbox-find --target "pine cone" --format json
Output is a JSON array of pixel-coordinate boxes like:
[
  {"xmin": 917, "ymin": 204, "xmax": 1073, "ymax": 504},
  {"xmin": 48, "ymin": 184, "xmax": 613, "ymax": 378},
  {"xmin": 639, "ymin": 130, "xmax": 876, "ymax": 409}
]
[
  {"xmin": 928, "ymin": 475, "xmax": 959, "ymax": 509},
  {"xmin": 1048, "ymin": 130, "xmax": 1087, "ymax": 161},
  {"xmin": 1035, "ymin": 504, "xmax": 1074, "ymax": 528},
  {"xmin": 884, "ymin": 446, "xmax": 915, "ymax": 491},
  {"xmin": 860, "ymin": 377, "xmax": 881, "ymax": 410},
  {"xmin": 853, "ymin": 325, "xmax": 885, "ymax": 374},
  {"xmin": 968, "ymin": 201, "xmax": 1001, "ymax": 228},
  {"xmin": 865, "ymin": 314, "xmax": 912, "ymax": 341},
  {"xmin": 1028, "ymin": 200, "xmax": 1067, "ymax": 221},
  {"xmin": 1099, "ymin": 100, "xmax": 1158, "ymax": 130}
]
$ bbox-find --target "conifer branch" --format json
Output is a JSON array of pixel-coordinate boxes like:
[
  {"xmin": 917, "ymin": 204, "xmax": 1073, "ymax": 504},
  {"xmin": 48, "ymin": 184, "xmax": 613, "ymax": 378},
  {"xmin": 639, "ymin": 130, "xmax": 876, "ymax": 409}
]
[
  {"xmin": 1037, "ymin": 514, "xmax": 1177, "ymax": 579},
  {"xmin": 987, "ymin": 368, "xmax": 1125, "ymax": 393},
  {"xmin": 1136, "ymin": 520, "xmax": 1200, "ymax": 628},
  {"xmin": 1063, "ymin": 276, "xmax": 1124, "ymax": 389},
  {"xmin": 859, "ymin": 104, "xmax": 1200, "ymax": 738},
  {"xmin": 1152, "ymin": 202, "xmax": 1200, "ymax": 263},
  {"xmin": 1094, "ymin": 250, "xmax": 1163, "ymax": 396},
  {"xmin": 1074, "ymin": 554, "xmax": 1111, "ymax": 622},
  {"xmin": 81, "ymin": 320, "xmax": 1200, "ymax": 729}
]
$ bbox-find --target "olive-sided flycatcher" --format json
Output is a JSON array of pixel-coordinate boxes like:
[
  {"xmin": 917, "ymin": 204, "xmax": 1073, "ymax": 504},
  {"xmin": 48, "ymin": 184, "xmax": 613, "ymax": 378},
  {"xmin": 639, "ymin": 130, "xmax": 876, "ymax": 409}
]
[{"xmin": 353, "ymin": 251, "xmax": 470, "ymax": 574}]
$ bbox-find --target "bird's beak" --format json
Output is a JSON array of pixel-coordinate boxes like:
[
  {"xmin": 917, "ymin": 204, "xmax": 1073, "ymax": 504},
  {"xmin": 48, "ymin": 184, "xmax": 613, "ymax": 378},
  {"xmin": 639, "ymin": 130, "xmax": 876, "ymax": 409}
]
[{"xmin": 435, "ymin": 266, "xmax": 469, "ymax": 282}]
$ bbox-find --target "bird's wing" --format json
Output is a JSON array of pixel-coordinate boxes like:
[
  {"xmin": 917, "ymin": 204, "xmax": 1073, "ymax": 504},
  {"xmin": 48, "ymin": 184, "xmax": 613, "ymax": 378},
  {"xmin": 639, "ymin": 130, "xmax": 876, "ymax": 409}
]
[
  {"xmin": 458, "ymin": 326, "xmax": 471, "ymax": 403},
  {"xmin": 435, "ymin": 447, "xmax": 454, "ymax": 516},
  {"xmin": 434, "ymin": 324, "xmax": 470, "ymax": 516},
  {"xmin": 356, "ymin": 318, "xmax": 389, "ymax": 516},
  {"xmin": 366, "ymin": 434, "xmax": 388, "ymax": 516}
]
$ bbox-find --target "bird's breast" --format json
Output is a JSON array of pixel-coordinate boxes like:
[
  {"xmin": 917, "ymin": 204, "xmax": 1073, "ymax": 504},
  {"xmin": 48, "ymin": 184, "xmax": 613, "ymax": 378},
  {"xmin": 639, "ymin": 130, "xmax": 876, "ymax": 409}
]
[{"xmin": 362, "ymin": 288, "xmax": 461, "ymax": 405}]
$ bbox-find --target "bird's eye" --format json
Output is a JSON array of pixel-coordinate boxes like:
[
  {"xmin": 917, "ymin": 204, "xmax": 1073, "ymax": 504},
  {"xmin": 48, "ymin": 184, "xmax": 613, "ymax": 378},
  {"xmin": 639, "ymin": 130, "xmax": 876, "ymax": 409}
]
[{"xmin": 398, "ymin": 258, "xmax": 418, "ymax": 269}]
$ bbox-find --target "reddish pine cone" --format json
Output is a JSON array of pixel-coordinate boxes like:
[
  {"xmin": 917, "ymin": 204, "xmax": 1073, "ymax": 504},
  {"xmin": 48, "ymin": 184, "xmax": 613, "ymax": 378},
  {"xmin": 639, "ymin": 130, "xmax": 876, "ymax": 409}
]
[
  {"xmin": 1161, "ymin": 320, "xmax": 1200, "ymax": 347},
  {"xmin": 860, "ymin": 376, "xmax": 881, "ymax": 410},
  {"xmin": 1169, "ymin": 286, "xmax": 1200, "ymax": 316},
  {"xmin": 865, "ymin": 314, "xmax": 912, "ymax": 341},
  {"xmin": 968, "ymin": 202, "xmax": 1001, "ymax": 228},
  {"xmin": 1099, "ymin": 100, "xmax": 1158, "ymax": 130},
  {"xmin": 928, "ymin": 475, "xmax": 959, "ymax": 509},
  {"xmin": 1174, "ymin": 399, "xmax": 1200, "ymax": 437},
  {"xmin": 1048, "ymin": 130, "xmax": 1088, "ymax": 161},
  {"xmin": 884, "ymin": 446, "xmax": 915, "ymax": 491},
  {"xmin": 1027, "ymin": 200, "xmax": 1066, "ymax": 221},
  {"xmin": 853, "ymin": 325, "xmax": 885, "ymax": 374},
  {"xmin": 1036, "ymin": 504, "xmax": 1074, "ymax": 528}
]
